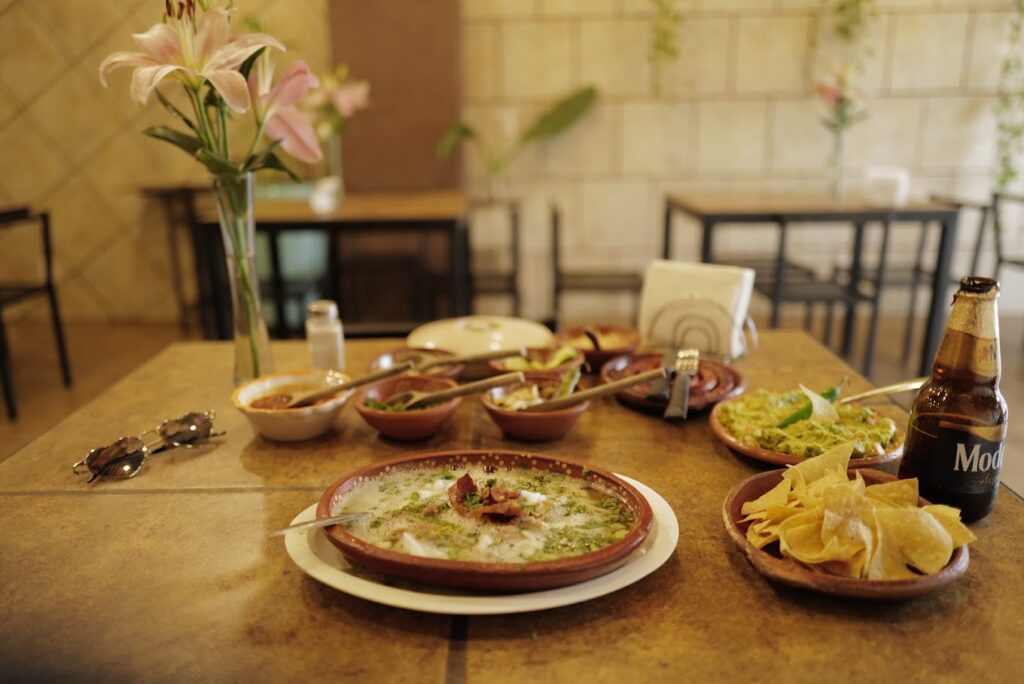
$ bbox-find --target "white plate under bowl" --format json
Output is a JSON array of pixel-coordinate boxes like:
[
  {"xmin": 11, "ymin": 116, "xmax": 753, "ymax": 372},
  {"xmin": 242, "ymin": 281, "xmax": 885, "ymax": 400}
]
[{"xmin": 283, "ymin": 476, "xmax": 678, "ymax": 615}]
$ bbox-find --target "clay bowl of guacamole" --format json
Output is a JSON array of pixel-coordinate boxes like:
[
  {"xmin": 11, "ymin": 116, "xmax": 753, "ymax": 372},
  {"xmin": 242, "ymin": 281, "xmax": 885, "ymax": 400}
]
[{"xmin": 709, "ymin": 388, "xmax": 904, "ymax": 469}]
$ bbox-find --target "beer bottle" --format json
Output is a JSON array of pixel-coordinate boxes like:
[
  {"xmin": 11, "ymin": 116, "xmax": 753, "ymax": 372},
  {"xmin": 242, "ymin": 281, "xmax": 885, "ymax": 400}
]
[{"xmin": 898, "ymin": 277, "xmax": 1008, "ymax": 522}]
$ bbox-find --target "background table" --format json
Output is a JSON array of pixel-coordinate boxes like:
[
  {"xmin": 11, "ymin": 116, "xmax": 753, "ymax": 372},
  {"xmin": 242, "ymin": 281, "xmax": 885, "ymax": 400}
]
[
  {"xmin": 146, "ymin": 187, "xmax": 471, "ymax": 339},
  {"xmin": 663, "ymin": 192, "xmax": 960, "ymax": 377},
  {"xmin": 1, "ymin": 334, "xmax": 1021, "ymax": 681}
]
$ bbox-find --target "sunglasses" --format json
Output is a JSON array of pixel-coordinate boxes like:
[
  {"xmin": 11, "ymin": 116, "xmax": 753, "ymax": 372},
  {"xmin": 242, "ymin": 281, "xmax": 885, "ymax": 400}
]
[{"xmin": 72, "ymin": 411, "xmax": 224, "ymax": 483}]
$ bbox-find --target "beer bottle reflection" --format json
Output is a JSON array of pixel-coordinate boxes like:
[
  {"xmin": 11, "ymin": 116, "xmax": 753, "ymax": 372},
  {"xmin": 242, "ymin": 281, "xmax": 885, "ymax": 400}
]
[{"xmin": 898, "ymin": 277, "xmax": 1008, "ymax": 523}]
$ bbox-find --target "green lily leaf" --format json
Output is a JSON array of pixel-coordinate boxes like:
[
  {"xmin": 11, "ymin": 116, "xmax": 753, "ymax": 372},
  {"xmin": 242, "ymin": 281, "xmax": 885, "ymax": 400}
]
[
  {"xmin": 154, "ymin": 89, "xmax": 198, "ymax": 134},
  {"xmin": 196, "ymin": 148, "xmax": 240, "ymax": 176},
  {"xmin": 143, "ymin": 125, "xmax": 203, "ymax": 156},
  {"xmin": 520, "ymin": 85, "xmax": 598, "ymax": 144},
  {"xmin": 436, "ymin": 122, "xmax": 476, "ymax": 159},
  {"xmin": 252, "ymin": 149, "xmax": 300, "ymax": 182}
]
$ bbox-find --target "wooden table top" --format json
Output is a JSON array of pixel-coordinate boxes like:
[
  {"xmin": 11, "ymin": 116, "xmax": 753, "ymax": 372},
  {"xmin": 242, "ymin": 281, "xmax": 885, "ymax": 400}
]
[
  {"xmin": 666, "ymin": 190, "xmax": 958, "ymax": 220},
  {"xmin": 193, "ymin": 190, "xmax": 468, "ymax": 224},
  {"xmin": 1, "ymin": 332, "xmax": 1021, "ymax": 681}
]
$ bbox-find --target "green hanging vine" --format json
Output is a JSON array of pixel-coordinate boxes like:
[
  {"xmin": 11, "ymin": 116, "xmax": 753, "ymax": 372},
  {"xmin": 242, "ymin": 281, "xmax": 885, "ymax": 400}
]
[
  {"xmin": 648, "ymin": 0, "xmax": 683, "ymax": 96},
  {"xmin": 996, "ymin": 0, "xmax": 1024, "ymax": 191},
  {"xmin": 832, "ymin": 0, "xmax": 875, "ymax": 45}
]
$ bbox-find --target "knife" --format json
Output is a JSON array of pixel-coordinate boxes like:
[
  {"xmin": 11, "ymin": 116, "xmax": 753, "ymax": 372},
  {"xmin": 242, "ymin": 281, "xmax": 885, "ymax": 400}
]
[{"xmin": 645, "ymin": 348, "xmax": 676, "ymax": 402}]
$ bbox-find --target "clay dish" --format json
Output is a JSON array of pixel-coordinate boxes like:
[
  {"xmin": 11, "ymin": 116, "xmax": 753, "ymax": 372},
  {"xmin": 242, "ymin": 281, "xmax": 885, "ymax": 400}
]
[
  {"xmin": 489, "ymin": 347, "xmax": 585, "ymax": 379},
  {"xmin": 316, "ymin": 450, "xmax": 654, "ymax": 592},
  {"xmin": 708, "ymin": 399, "xmax": 903, "ymax": 469},
  {"xmin": 600, "ymin": 353, "xmax": 746, "ymax": 414},
  {"xmin": 354, "ymin": 376, "xmax": 460, "ymax": 441},
  {"xmin": 723, "ymin": 468, "xmax": 969, "ymax": 600},
  {"xmin": 482, "ymin": 378, "xmax": 589, "ymax": 441},
  {"xmin": 369, "ymin": 347, "xmax": 465, "ymax": 379},
  {"xmin": 553, "ymin": 324, "xmax": 641, "ymax": 370},
  {"xmin": 232, "ymin": 369, "xmax": 353, "ymax": 442}
]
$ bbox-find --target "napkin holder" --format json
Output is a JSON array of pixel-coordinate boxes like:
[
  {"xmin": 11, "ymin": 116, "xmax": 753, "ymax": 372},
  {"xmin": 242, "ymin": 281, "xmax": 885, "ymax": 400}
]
[
  {"xmin": 638, "ymin": 260, "xmax": 756, "ymax": 361},
  {"xmin": 643, "ymin": 295, "xmax": 757, "ymax": 362}
]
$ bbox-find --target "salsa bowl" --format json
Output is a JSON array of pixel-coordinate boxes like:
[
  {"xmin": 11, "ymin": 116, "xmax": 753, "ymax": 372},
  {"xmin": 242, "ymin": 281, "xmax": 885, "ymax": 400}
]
[
  {"xmin": 553, "ymin": 324, "xmax": 641, "ymax": 370},
  {"xmin": 316, "ymin": 450, "xmax": 654, "ymax": 592},
  {"xmin": 482, "ymin": 378, "xmax": 590, "ymax": 441},
  {"xmin": 232, "ymin": 369, "xmax": 353, "ymax": 442},
  {"xmin": 489, "ymin": 346, "xmax": 585, "ymax": 379},
  {"xmin": 354, "ymin": 375, "xmax": 461, "ymax": 441}
]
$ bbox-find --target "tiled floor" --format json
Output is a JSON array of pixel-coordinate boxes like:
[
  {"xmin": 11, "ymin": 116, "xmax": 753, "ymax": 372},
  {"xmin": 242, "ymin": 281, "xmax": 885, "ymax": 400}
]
[{"xmin": 1, "ymin": 316, "xmax": 1020, "ymax": 497}]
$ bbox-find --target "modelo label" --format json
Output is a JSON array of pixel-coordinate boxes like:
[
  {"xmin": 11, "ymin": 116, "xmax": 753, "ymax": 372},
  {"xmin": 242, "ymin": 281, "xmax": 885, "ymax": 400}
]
[{"xmin": 930, "ymin": 427, "xmax": 1004, "ymax": 495}]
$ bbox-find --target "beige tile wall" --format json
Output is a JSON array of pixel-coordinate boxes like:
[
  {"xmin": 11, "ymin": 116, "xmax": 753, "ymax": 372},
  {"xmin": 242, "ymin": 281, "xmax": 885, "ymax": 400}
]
[
  {"xmin": 460, "ymin": 0, "xmax": 1024, "ymax": 322},
  {"xmin": 0, "ymin": 0, "xmax": 1020, "ymax": 326},
  {"xmin": 0, "ymin": 0, "xmax": 330, "ymax": 323}
]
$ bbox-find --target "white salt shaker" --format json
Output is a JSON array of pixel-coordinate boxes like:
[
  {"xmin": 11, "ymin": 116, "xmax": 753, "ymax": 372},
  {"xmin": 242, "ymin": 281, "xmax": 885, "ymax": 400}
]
[{"xmin": 306, "ymin": 300, "xmax": 345, "ymax": 372}]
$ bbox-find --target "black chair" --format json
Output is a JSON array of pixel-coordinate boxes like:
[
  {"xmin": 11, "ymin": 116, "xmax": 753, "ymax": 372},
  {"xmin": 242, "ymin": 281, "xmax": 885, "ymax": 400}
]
[
  {"xmin": 989, "ymin": 192, "xmax": 1024, "ymax": 284},
  {"xmin": 745, "ymin": 219, "xmax": 889, "ymax": 376},
  {"xmin": 468, "ymin": 199, "xmax": 521, "ymax": 316},
  {"xmin": 0, "ymin": 208, "xmax": 72, "ymax": 419},
  {"xmin": 550, "ymin": 203, "xmax": 642, "ymax": 328},
  {"xmin": 831, "ymin": 196, "xmax": 992, "ymax": 363}
]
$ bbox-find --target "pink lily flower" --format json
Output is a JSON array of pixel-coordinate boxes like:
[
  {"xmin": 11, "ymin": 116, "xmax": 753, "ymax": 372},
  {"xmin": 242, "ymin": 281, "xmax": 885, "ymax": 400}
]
[
  {"xmin": 329, "ymin": 81, "xmax": 370, "ymax": 118},
  {"xmin": 99, "ymin": 6, "xmax": 285, "ymax": 113},
  {"xmin": 248, "ymin": 59, "xmax": 323, "ymax": 164}
]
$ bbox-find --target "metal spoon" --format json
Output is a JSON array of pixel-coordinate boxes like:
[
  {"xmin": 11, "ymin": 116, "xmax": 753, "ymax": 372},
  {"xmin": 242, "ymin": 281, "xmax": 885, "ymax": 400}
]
[
  {"xmin": 267, "ymin": 512, "xmax": 371, "ymax": 538},
  {"xmin": 286, "ymin": 362, "xmax": 415, "ymax": 408},
  {"xmin": 521, "ymin": 367, "xmax": 667, "ymax": 412},
  {"xmin": 383, "ymin": 372, "xmax": 525, "ymax": 411},
  {"xmin": 839, "ymin": 377, "xmax": 928, "ymax": 404}
]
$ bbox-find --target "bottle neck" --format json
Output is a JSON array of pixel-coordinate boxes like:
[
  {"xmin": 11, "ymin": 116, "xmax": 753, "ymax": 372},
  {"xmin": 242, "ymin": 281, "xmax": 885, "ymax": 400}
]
[{"xmin": 933, "ymin": 295, "xmax": 1000, "ymax": 383}]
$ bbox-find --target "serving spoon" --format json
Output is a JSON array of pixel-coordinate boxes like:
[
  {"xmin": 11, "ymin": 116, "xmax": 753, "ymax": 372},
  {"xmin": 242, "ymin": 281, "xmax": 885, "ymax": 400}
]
[
  {"xmin": 838, "ymin": 377, "xmax": 927, "ymax": 404},
  {"xmin": 382, "ymin": 372, "xmax": 526, "ymax": 411},
  {"xmin": 267, "ymin": 511, "xmax": 371, "ymax": 538},
  {"xmin": 522, "ymin": 367, "xmax": 668, "ymax": 413},
  {"xmin": 286, "ymin": 362, "xmax": 415, "ymax": 408}
]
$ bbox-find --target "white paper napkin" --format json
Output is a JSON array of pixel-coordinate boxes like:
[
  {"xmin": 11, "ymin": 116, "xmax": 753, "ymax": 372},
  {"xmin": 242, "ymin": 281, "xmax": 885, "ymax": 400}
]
[{"xmin": 638, "ymin": 260, "xmax": 755, "ymax": 359}]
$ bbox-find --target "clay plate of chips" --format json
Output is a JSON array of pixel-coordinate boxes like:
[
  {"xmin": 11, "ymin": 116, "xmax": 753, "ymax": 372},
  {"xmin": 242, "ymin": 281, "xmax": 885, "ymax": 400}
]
[
  {"xmin": 600, "ymin": 353, "xmax": 745, "ymax": 413},
  {"xmin": 722, "ymin": 444, "xmax": 972, "ymax": 600},
  {"xmin": 708, "ymin": 396, "xmax": 903, "ymax": 469}
]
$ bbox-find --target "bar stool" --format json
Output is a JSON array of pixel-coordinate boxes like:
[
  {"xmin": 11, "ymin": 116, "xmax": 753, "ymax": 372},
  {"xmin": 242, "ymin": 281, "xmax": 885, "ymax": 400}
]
[{"xmin": 0, "ymin": 208, "xmax": 73, "ymax": 419}]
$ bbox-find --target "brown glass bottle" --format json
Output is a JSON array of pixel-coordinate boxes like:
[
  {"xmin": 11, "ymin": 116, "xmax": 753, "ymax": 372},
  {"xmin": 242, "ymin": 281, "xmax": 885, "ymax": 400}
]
[{"xmin": 898, "ymin": 277, "xmax": 1008, "ymax": 522}]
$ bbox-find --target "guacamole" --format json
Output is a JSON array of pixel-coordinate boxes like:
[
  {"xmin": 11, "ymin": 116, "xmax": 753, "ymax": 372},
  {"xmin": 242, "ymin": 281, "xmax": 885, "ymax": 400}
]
[{"xmin": 718, "ymin": 388, "xmax": 900, "ymax": 458}]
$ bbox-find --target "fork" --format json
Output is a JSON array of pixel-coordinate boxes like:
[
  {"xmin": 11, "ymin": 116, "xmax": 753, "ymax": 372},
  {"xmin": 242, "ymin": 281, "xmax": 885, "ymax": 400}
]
[{"xmin": 663, "ymin": 349, "xmax": 700, "ymax": 421}]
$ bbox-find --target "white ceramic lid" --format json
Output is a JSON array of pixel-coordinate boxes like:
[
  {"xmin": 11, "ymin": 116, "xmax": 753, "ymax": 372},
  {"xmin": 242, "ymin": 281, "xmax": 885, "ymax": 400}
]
[{"xmin": 407, "ymin": 316, "xmax": 554, "ymax": 356}]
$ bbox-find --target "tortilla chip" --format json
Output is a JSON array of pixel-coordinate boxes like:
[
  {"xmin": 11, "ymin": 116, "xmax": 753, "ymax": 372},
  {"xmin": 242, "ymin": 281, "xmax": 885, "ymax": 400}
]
[
  {"xmin": 865, "ymin": 478, "xmax": 919, "ymax": 508},
  {"xmin": 874, "ymin": 507, "xmax": 954, "ymax": 576},
  {"xmin": 741, "ymin": 478, "xmax": 793, "ymax": 516},
  {"xmin": 738, "ymin": 441, "xmax": 974, "ymax": 581},
  {"xmin": 922, "ymin": 505, "xmax": 977, "ymax": 547},
  {"xmin": 783, "ymin": 442, "xmax": 853, "ymax": 486}
]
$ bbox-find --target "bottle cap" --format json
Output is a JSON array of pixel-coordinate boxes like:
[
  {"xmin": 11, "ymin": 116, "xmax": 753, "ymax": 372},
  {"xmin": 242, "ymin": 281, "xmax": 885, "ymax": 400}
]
[
  {"xmin": 307, "ymin": 300, "xmax": 339, "ymax": 320},
  {"xmin": 959, "ymin": 276, "xmax": 998, "ymax": 295}
]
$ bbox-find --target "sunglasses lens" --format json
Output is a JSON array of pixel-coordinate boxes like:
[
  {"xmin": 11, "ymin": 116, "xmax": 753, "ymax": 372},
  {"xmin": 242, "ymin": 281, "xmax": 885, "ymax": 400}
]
[
  {"xmin": 160, "ymin": 412, "xmax": 213, "ymax": 445},
  {"xmin": 83, "ymin": 436, "xmax": 146, "ymax": 481}
]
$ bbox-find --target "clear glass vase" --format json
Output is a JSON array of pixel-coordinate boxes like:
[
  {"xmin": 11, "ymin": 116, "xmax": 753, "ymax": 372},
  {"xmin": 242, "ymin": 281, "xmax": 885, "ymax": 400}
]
[
  {"xmin": 830, "ymin": 128, "xmax": 847, "ymax": 203},
  {"xmin": 212, "ymin": 172, "xmax": 274, "ymax": 384}
]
